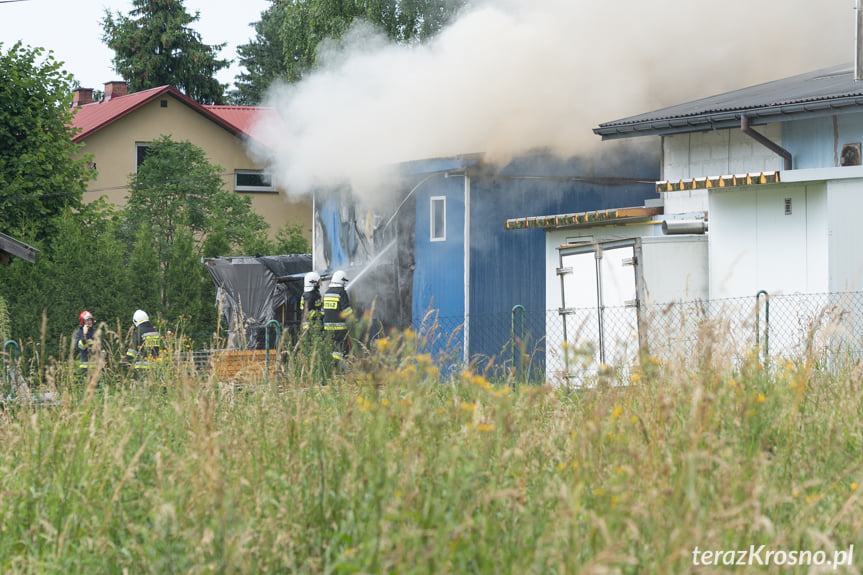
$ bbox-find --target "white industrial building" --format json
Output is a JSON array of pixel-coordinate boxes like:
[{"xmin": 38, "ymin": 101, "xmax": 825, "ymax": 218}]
[{"xmin": 510, "ymin": 21, "xmax": 863, "ymax": 384}]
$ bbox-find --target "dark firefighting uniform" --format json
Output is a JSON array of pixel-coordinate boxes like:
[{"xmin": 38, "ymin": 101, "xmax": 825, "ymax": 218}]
[{"xmin": 322, "ymin": 285, "xmax": 353, "ymax": 359}]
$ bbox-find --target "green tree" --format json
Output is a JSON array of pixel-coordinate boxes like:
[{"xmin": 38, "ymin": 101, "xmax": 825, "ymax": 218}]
[
  {"xmin": 0, "ymin": 294, "xmax": 9, "ymax": 344},
  {"xmin": 101, "ymin": 0, "xmax": 229, "ymax": 104},
  {"xmin": 233, "ymin": 0, "xmax": 468, "ymax": 103},
  {"xmin": 2, "ymin": 203, "xmax": 132, "ymax": 346},
  {"xmin": 0, "ymin": 245, "xmax": 49, "ymax": 346},
  {"xmin": 0, "ymin": 42, "xmax": 92, "ymax": 241},
  {"xmin": 124, "ymin": 135, "xmax": 269, "ymax": 305},
  {"xmin": 165, "ymin": 228, "xmax": 215, "ymax": 341},
  {"xmin": 126, "ymin": 223, "xmax": 163, "ymax": 337},
  {"xmin": 272, "ymin": 221, "xmax": 310, "ymax": 254},
  {"xmin": 230, "ymin": 2, "xmax": 288, "ymax": 105}
]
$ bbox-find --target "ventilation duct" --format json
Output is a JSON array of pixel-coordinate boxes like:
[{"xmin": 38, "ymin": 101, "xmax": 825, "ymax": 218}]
[{"xmin": 662, "ymin": 219, "xmax": 708, "ymax": 235}]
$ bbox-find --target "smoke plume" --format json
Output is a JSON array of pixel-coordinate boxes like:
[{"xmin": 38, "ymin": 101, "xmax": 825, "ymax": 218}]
[{"xmin": 251, "ymin": 0, "xmax": 852, "ymax": 200}]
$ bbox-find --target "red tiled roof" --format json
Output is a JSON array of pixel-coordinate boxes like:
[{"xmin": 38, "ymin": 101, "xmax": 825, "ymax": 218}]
[
  {"xmin": 69, "ymin": 86, "xmax": 273, "ymax": 145},
  {"xmin": 207, "ymin": 105, "xmax": 283, "ymax": 149},
  {"xmin": 206, "ymin": 106, "xmax": 272, "ymax": 133}
]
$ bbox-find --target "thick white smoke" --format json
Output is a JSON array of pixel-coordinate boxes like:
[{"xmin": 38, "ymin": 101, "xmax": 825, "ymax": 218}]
[{"xmin": 251, "ymin": 0, "xmax": 852, "ymax": 200}]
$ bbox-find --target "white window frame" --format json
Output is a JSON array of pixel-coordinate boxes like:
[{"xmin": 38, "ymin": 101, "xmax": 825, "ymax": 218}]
[
  {"xmin": 430, "ymin": 196, "xmax": 446, "ymax": 242},
  {"xmin": 234, "ymin": 169, "xmax": 276, "ymax": 193}
]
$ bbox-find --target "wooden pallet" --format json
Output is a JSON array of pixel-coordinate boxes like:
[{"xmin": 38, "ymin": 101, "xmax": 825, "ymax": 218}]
[{"xmin": 213, "ymin": 350, "xmax": 279, "ymax": 381}]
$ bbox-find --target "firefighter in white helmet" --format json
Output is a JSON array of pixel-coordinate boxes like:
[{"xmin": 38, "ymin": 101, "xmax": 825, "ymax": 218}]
[
  {"xmin": 322, "ymin": 270, "xmax": 353, "ymax": 362},
  {"xmin": 300, "ymin": 271, "xmax": 323, "ymax": 332},
  {"xmin": 124, "ymin": 309, "xmax": 164, "ymax": 372}
]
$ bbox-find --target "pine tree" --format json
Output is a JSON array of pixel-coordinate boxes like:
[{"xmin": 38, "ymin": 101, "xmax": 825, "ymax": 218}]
[
  {"xmin": 101, "ymin": 0, "xmax": 229, "ymax": 104},
  {"xmin": 164, "ymin": 227, "xmax": 215, "ymax": 342},
  {"xmin": 127, "ymin": 225, "xmax": 162, "ymax": 319}
]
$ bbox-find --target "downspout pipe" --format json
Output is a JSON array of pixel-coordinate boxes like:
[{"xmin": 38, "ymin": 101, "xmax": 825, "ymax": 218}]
[
  {"xmin": 463, "ymin": 172, "xmax": 470, "ymax": 366},
  {"xmin": 740, "ymin": 116, "xmax": 792, "ymax": 170},
  {"xmin": 857, "ymin": 0, "xmax": 863, "ymax": 81}
]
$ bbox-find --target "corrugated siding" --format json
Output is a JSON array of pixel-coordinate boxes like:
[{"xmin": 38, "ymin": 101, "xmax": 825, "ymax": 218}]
[
  {"xmin": 413, "ymin": 173, "xmax": 466, "ymax": 325},
  {"xmin": 467, "ymin": 175, "xmax": 658, "ymax": 366}
]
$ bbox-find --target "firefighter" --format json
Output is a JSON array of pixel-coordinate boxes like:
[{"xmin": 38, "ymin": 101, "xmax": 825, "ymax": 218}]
[
  {"xmin": 124, "ymin": 309, "xmax": 164, "ymax": 372},
  {"xmin": 300, "ymin": 271, "xmax": 323, "ymax": 331},
  {"xmin": 74, "ymin": 310, "xmax": 96, "ymax": 374},
  {"xmin": 323, "ymin": 270, "xmax": 353, "ymax": 362}
]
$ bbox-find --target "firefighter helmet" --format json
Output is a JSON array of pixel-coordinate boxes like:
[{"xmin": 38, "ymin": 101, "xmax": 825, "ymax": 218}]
[
  {"xmin": 330, "ymin": 270, "xmax": 349, "ymax": 288},
  {"xmin": 79, "ymin": 310, "xmax": 93, "ymax": 325},
  {"xmin": 304, "ymin": 271, "xmax": 321, "ymax": 292},
  {"xmin": 133, "ymin": 309, "xmax": 149, "ymax": 327}
]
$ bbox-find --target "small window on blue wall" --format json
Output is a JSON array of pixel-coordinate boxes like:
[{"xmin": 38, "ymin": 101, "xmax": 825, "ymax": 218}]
[{"xmin": 431, "ymin": 196, "xmax": 446, "ymax": 242}]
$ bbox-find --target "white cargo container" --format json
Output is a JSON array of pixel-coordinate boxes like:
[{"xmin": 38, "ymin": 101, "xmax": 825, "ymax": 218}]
[{"xmin": 546, "ymin": 234, "xmax": 708, "ymax": 386}]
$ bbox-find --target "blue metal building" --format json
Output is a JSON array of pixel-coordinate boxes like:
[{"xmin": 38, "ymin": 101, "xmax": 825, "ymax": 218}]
[{"xmin": 313, "ymin": 145, "xmax": 660, "ymax": 375}]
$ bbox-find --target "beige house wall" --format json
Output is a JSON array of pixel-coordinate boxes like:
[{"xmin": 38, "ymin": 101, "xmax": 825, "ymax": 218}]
[{"xmin": 75, "ymin": 95, "xmax": 312, "ymax": 243}]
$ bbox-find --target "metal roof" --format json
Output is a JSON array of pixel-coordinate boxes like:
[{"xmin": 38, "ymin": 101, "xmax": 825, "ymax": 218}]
[{"xmin": 594, "ymin": 63, "xmax": 863, "ymax": 139}]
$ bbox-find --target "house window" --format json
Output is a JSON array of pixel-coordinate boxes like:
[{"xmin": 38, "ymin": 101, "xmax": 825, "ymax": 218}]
[
  {"xmin": 135, "ymin": 143, "xmax": 151, "ymax": 172},
  {"xmin": 430, "ymin": 196, "xmax": 446, "ymax": 242},
  {"xmin": 235, "ymin": 170, "xmax": 275, "ymax": 192}
]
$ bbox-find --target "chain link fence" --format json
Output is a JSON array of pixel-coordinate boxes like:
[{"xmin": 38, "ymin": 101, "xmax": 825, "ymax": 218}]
[{"xmin": 412, "ymin": 291, "xmax": 863, "ymax": 385}]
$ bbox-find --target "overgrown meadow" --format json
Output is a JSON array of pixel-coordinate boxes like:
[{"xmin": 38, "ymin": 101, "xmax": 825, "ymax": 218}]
[{"xmin": 1, "ymin": 321, "xmax": 862, "ymax": 574}]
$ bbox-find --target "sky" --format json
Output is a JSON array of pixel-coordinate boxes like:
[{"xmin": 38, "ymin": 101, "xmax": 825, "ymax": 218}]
[{"xmin": 0, "ymin": 0, "xmax": 271, "ymax": 90}]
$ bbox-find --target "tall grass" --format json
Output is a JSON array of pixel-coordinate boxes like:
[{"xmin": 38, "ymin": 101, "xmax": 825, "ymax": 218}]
[{"xmin": 0, "ymin": 322, "xmax": 861, "ymax": 573}]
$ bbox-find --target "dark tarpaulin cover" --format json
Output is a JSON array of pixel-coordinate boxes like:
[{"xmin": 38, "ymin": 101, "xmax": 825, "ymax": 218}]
[{"xmin": 205, "ymin": 255, "xmax": 312, "ymax": 349}]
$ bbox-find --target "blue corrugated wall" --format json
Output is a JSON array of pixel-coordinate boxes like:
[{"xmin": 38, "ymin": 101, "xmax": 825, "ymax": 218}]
[
  {"xmin": 412, "ymin": 149, "xmax": 660, "ymax": 373},
  {"xmin": 412, "ymin": 173, "xmax": 466, "ymax": 350}
]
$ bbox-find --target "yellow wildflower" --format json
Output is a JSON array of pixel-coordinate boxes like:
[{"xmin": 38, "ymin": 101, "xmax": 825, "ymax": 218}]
[{"xmin": 376, "ymin": 337, "xmax": 392, "ymax": 352}]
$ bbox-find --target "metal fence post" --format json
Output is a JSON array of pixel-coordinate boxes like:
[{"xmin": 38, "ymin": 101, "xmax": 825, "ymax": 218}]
[
  {"xmin": 755, "ymin": 290, "xmax": 769, "ymax": 365},
  {"xmin": 511, "ymin": 305, "xmax": 526, "ymax": 379},
  {"xmin": 264, "ymin": 320, "xmax": 281, "ymax": 379},
  {"xmin": 3, "ymin": 340, "xmax": 19, "ymax": 389}
]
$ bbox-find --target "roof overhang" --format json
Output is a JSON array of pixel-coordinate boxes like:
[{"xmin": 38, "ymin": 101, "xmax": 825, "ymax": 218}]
[
  {"xmin": 71, "ymin": 86, "xmax": 252, "ymax": 144},
  {"xmin": 0, "ymin": 232, "xmax": 38, "ymax": 265},
  {"xmin": 595, "ymin": 96, "xmax": 863, "ymax": 140},
  {"xmin": 505, "ymin": 206, "xmax": 663, "ymax": 231},
  {"xmin": 656, "ymin": 171, "xmax": 780, "ymax": 193}
]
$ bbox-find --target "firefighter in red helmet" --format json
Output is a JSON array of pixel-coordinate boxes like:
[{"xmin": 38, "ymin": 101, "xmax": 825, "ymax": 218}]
[{"xmin": 74, "ymin": 310, "xmax": 96, "ymax": 373}]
